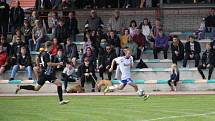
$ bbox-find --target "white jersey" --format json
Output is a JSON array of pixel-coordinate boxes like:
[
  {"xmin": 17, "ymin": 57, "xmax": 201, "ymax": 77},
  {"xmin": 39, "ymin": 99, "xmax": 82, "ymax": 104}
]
[{"xmin": 114, "ymin": 56, "xmax": 133, "ymax": 80}]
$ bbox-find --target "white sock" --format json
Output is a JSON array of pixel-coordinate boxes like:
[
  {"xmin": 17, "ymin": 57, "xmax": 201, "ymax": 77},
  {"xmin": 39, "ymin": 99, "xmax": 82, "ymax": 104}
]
[{"xmin": 109, "ymin": 85, "xmax": 118, "ymax": 90}]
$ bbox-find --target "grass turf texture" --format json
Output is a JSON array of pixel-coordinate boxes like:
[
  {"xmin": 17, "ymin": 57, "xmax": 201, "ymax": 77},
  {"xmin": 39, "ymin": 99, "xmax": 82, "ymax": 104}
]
[{"xmin": 0, "ymin": 95, "xmax": 215, "ymax": 121}]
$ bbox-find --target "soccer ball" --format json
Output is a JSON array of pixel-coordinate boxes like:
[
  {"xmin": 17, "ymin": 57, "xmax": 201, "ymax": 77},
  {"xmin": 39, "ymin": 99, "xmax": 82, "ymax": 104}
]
[{"xmin": 138, "ymin": 89, "xmax": 145, "ymax": 97}]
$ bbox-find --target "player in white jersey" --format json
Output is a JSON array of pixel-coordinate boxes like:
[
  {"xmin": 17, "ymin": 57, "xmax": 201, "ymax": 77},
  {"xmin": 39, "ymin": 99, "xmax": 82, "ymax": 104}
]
[{"xmin": 104, "ymin": 49, "xmax": 149, "ymax": 100}]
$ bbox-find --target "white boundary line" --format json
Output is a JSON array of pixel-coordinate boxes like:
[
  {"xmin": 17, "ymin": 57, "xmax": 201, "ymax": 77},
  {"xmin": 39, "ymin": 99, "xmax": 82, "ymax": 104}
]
[{"xmin": 141, "ymin": 112, "xmax": 215, "ymax": 121}]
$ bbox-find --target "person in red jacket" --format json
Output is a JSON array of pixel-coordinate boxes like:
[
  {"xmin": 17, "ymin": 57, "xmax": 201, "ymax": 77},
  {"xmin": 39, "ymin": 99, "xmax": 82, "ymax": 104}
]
[
  {"xmin": 133, "ymin": 28, "xmax": 146, "ymax": 60},
  {"xmin": 0, "ymin": 44, "xmax": 8, "ymax": 74}
]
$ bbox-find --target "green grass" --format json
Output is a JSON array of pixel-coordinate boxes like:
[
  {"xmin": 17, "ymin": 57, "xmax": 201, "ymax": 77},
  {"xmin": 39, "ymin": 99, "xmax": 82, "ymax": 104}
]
[{"xmin": 1, "ymin": 95, "xmax": 215, "ymax": 121}]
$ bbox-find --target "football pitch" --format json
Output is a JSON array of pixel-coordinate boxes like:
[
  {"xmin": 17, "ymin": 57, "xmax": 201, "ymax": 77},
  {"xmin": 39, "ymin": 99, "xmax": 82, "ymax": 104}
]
[{"xmin": 0, "ymin": 95, "xmax": 215, "ymax": 121}]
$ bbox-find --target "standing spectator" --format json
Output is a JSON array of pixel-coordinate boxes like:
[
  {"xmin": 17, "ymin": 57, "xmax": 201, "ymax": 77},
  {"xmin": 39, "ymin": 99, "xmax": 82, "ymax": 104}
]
[
  {"xmin": 63, "ymin": 38, "xmax": 78, "ymax": 66},
  {"xmin": 51, "ymin": 0, "xmax": 62, "ymax": 10},
  {"xmin": 28, "ymin": 10, "xmax": 39, "ymax": 27},
  {"xmin": 205, "ymin": 8, "xmax": 215, "ymax": 38},
  {"xmin": 0, "ymin": 36, "xmax": 11, "ymax": 54},
  {"xmin": 183, "ymin": 35, "xmax": 201, "ymax": 67},
  {"xmin": 21, "ymin": 20, "xmax": 32, "ymax": 45},
  {"xmin": 65, "ymin": 11, "xmax": 79, "ymax": 42},
  {"xmin": 120, "ymin": 29, "xmax": 130, "ymax": 48},
  {"xmin": 35, "ymin": 0, "xmax": 52, "ymax": 31},
  {"xmin": 133, "ymin": 28, "xmax": 146, "ymax": 60},
  {"xmin": 168, "ymin": 64, "xmax": 179, "ymax": 92},
  {"xmin": 77, "ymin": 57, "xmax": 97, "ymax": 92},
  {"xmin": 107, "ymin": 10, "xmax": 126, "ymax": 34},
  {"xmin": 10, "ymin": 0, "xmax": 24, "ymax": 35},
  {"xmin": 62, "ymin": 0, "xmax": 72, "ymax": 16},
  {"xmin": 153, "ymin": 29, "xmax": 169, "ymax": 59},
  {"xmin": 85, "ymin": 10, "xmax": 104, "ymax": 30},
  {"xmin": 198, "ymin": 43, "xmax": 215, "ymax": 80},
  {"xmin": 0, "ymin": 44, "xmax": 8, "ymax": 74},
  {"xmin": 50, "ymin": 11, "xmax": 59, "ymax": 37},
  {"xmin": 29, "ymin": 20, "xmax": 46, "ymax": 51},
  {"xmin": 10, "ymin": 46, "xmax": 33, "ymax": 80},
  {"xmin": 0, "ymin": 0, "xmax": 10, "ymax": 37},
  {"xmin": 98, "ymin": 44, "xmax": 116, "ymax": 80},
  {"xmin": 171, "ymin": 36, "xmax": 184, "ymax": 64},
  {"xmin": 107, "ymin": 30, "xmax": 120, "ymax": 56},
  {"xmin": 53, "ymin": 19, "xmax": 68, "ymax": 43},
  {"xmin": 129, "ymin": 20, "xmax": 138, "ymax": 38}
]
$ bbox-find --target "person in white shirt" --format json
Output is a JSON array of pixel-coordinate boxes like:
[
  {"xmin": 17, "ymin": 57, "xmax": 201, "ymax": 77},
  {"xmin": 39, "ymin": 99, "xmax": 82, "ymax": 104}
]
[{"xmin": 104, "ymin": 49, "xmax": 149, "ymax": 99}]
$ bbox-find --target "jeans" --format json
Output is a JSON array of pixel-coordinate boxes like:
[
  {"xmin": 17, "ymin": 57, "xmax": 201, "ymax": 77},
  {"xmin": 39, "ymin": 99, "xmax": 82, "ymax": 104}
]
[
  {"xmin": 183, "ymin": 53, "xmax": 200, "ymax": 67},
  {"xmin": 211, "ymin": 27, "xmax": 215, "ymax": 38},
  {"xmin": 28, "ymin": 38, "xmax": 42, "ymax": 51},
  {"xmin": 10, "ymin": 65, "xmax": 33, "ymax": 79}
]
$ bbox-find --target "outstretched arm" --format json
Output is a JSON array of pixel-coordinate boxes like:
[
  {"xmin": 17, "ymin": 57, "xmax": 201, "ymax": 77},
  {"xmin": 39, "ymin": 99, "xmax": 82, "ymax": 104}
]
[{"xmin": 109, "ymin": 59, "xmax": 116, "ymax": 72}]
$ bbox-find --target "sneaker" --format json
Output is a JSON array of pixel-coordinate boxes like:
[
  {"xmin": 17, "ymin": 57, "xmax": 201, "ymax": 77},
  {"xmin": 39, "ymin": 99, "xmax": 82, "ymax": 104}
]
[
  {"xmin": 143, "ymin": 95, "xmax": 150, "ymax": 101},
  {"xmin": 9, "ymin": 78, "xmax": 14, "ymax": 81},
  {"xmin": 15, "ymin": 85, "xmax": 21, "ymax": 94},
  {"xmin": 59, "ymin": 100, "xmax": 70, "ymax": 105},
  {"xmin": 103, "ymin": 86, "xmax": 110, "ymax": 95}
]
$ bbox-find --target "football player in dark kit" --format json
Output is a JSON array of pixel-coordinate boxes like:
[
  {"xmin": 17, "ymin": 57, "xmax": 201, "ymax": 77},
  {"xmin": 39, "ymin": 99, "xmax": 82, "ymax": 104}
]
[{"xmin": 15, "ymin": 41, "xmax": 69, "ymax": 105}]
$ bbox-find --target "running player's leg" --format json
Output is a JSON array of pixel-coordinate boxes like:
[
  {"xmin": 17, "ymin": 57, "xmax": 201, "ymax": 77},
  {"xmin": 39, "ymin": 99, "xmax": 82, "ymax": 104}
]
[{"xmin": 53, "ymin": 79, "xmax": 69, "ymax": 104}]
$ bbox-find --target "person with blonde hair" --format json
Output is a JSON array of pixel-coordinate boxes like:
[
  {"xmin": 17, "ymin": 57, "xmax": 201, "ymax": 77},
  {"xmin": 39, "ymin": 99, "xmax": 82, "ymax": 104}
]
[{"xmin": 168, "ymin": 64, "xmax": 180, "ymax": 91}]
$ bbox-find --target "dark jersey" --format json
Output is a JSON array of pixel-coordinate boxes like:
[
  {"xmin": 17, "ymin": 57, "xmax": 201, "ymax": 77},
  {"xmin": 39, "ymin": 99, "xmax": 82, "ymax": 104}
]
[{"xmin": 39, "ymin": 51, "xmax": 55, "ymax": 76}]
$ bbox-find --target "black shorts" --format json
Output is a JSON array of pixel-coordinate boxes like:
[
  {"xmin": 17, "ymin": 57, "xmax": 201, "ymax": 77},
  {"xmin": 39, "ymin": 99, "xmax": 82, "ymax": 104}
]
[{"xmin": 37, "ymin": 74, "xmax": 57, "ymax": 86}]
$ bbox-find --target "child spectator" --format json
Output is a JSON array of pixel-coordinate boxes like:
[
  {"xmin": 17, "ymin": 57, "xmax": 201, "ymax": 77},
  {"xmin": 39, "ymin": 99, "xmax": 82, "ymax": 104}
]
[{"xmin": 168, "ymin": 64, "xmax": 180, "ymax": 91}]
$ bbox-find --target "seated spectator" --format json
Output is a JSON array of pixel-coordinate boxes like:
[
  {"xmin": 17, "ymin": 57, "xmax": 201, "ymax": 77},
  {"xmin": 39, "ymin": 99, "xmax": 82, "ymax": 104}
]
[
  {"xmin": 120, "ymin": 28, "xmax": 130, "ymax": 49},
  {"xmin": 151, "ymin": 18, "xmax": 162, "ymax": 42},
  {"xmin": 195, "ymin": 17, "xmax": 206, "ymax": 40},
  {"xmin": 125, "ymin": 38, "xmax": 138, "ymax": 60},
  {"xmin": 12, "ymin": 28, "xmax": 25, "ymax": 43},
  {"xmin": 183, "ymin": 35, "xmax": 201, "ymax": 67},
  {"xmin": 0, "ymin": 36, "xmax": 11, "ymax": 54},
  {"xmin": 53, "ymin": 49, "xmax": 67, "ymax": 71},
  {"xmin": 133, "ymin": 28, "xmax": 146, "ymax": 60},
  {"xmin": 0, "ymin": 44, "xmax": 8, "ymax": 74},
  {"xmin": 61, "ymin": 61, "xmax": 76, "ymax": 93},
  {"xmin": 51, "ymin": 38, "xmax": 63, "ymax": 57},
  {"xmin": 205, "ymin": 8, "xmax": 215, "ymax": 39},
  {"xmin": 107, "ymin": 30, "xmax": 120, "ymax": 56},
  {"xmin": 83, "ymin": 31, "xmax": 93, "ymax": 54},
  {"xmin": 139, "ymin": 18, "xmax": 152, "ymax": 42},
  {"xmin": 98, "ymin": 44, "xmax": 116, "ymax": 80},
  {"xmin": 153, "ymin": 29, "xmax": 169, "ymax": 59},
  {"xmin": 168, "ymin": 64, "xmax": 179, "ymax": 92},
  {"xmin": 81, "ymin": 47, "xmax": 96, "ymax": 65},
  {"xmin": 62, "ymin": 0, "xmax": 72, "ymax": 16},
  {"xmin": 53, "ymin": 19, "xmax": 69, "ymax": 43},
  {"xmin": 63, "ymin": 38, "xmax": 78, "ymax": 66},
  {"xmin": 10, "ymin": 46, "xmax": 32, "ymax": 80},
  {"xmin": 129, "ymin": 20, "xmax": 138, "ymax": 38},
  {"xmin": 29, "ymin": 20, "xmax": 45, "ymax": 51},
  {"xmin": 21, "ymin": 19, "xmax": 32, "ymax": 45},
  {"xmin": 51, "ymin": 11, "xmax": 60, "ymax": 37},
  {"xmin": 77, "ymin": 57, "xmax": 97, "ymax": 92},
  {"xmin": 28, "ymin": 10, "xmax": 38, "ymax": 27},
  {"xmin": 171, "ymin": 36, "xmax": 184, "ymax": 64},
  {"xmin": 198, "ymin": 43, "xmax": 215, "ymax": 80}
]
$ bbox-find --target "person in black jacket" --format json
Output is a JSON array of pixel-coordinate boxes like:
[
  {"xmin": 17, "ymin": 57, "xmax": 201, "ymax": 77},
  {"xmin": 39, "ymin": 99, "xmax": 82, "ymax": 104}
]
[
  {"xmin": 198, "ymin": 43, "xmax": 215, "ymax": 80},
  {"xmin": 63, "ymin": 38, "xmax": 78, "ymax": 66},
  {"xmin": 0, "ymin": 0, "xmax": 9, "ymax": 37},
  {"xmin": 53, "ymin": 19, "xmax": 69, "ymax": 43},
  {"xmin": 168, "ymin": 64, "xmax": 180, "ymax": 91},
  {"xmin": 171, "ymin": 36, "xmax": 184, "ymax": 64},
  {"xmin": 211, "ymin": 39, "xmax": 215, "ymax": 51},
  {"xmin": 10, "ymin": 1, "xmax": 25, "ymax": 35},
  {"xmin": 183, "ymin": 35, "xmax": 201, "ymax": 67},
  {"xmin": 98, "ymin": 44, "xmax": 117, "ymax": 80},
  {"xmin": 10, "ymin": 46, "xmax": 32, "ymax": 80},
  {"xmin": 77, "ymin": 57, "xmax": 97, "ymax": 92},
  {"xmin": 205, "ymin": 8, "xmax": 215, "ymax": 38}
]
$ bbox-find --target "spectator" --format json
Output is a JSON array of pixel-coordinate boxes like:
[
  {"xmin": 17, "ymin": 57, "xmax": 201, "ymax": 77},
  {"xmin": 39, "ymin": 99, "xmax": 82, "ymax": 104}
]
[
  {"xmin": 98, "ymin": 38, "xmax": 108, "ymax": 59},
  {"xmin": 211, "ymin": 39, "xmax": 215, "ymax": 50},
  {"xmin": 139, "ymin": 18, "xmax": 152, "ymax": 42},
  {"xmin": 83, "ymin": 31, "xmax": 93, "ymax": 53},
  {"xmin": 153, "ymin": 29, "xmax": 169, "ymax": 59},
  {"xmin": 51, "ymin": 37, "xmax": 62, "ymax": 57},
  {"xmin": 10, "ymin": 0, "xmax": 24, "ymax": 35},
  {"xmin": 53, "ymin": 19, "xmax": 69, "ymax": 43},
  {"xmin": 77, "ymin": 57, "xmax": 97, "ymax": 92},
  {"xmin": 91, "ymin": 30, "xmax": 100, "ymax": 58},
  {"xmin": 0, "ymin": 0, "xmax": 10, "ymax": 37},
  {"xmin": 107, "ymin": 30, "xmax": 120, "ymax": 56},
  {"xmin": 12, "ymin": 28, "xmax": 25, "ymax": 43},
  {"xmin": 125, "ymin": 38, "xmax": 138, "ymax": 60},
  {"xmin": 205, "ymin": 8, "xmax": 215, "ymax": 38},
  {"xmin": 107, "ymin": 10, "xmax": 126, "ymax": 34},
  {"xmin": 35, "ymin": 0, "xmax": 52, "ymax": 31},
  {"xmin": 151, "ymin": 18, "xmax": 162, "ymax": 41},
  {"xmin": 168, "ymin": 64, "xmax": 179, "ymax": 92},
  {"xmin": 81, "ymin": 47, "xmax": 96, "ymax": 65},
  {"xmin": 145, "ymin": 0, "xmax": 152, "ymax": 8},
  {"xmin": 195, "ymin": 17, "xmax": 206, "ymax": 40},
  {"xmin": 171, "ymin": 36, "xmax": 184, "ymax": 64},
  {"xmin": 63, "ymin": 38, "xmax": 78, "ymax": 66},
  {"xmin": 50, "ymin": 11, "xmax": 59, "ymax": 37},
  {"xmin": 61, "ymin": 61, "xmax": 76, "ymax": 93},
  {"xmin": 28, "ymin": 10, "xmax": 39, "ymax": 27},
  {"xmin": 65, "ymin": 11, "xmax": 79, "ymax": 42},
  {"xmin": 198, "ymin": 43, "xmax": 215, "ymax": 80},
  {"xmin": 133, "ymin": 28, "xmax": 146, "ymax": 60},
  {"xmin": 98, "ymin": 44, "xmax": 116, "ymax": 80},
  {"xmin": 120, "ymin": 28, "xmax": 130, "ymax": 48},
  {"xmin": 62, "ymin": 0, "xmax": 72, "ymax": 16},
  {"xmin": 29, "ymin": 20, "xmax": 46, "ymax": 51},
  {"xmin": 0, "ymin": 44, "xmax": 8, "ymax": 74},
  {"xmin": 85, "ymin": 10, "xmax": 104, "ymax": 30},
  {"xmin": 10, "ymin": 46, "xmax": 32, "ymax": 80},
  {"xmin": 129, "ymin": 20, "xmax": 138, "ymax": 38},
  {"xmin": 53, "ymin": 49, "xmax": 66, "ymax": 71},
  {"xmin": 183, "ymin": 35, "xmax": 201, "ymax": 67},
  {"xmin": 51, "ymin": 0, "xmax": 62, "ymax": 10},
  {"xmin": 0, "ymin": 36, "xmax": 11, "ymax": 54},
  {"xmin": 21, "ymin": 20, "xmax": 32, "ymax": 45}
]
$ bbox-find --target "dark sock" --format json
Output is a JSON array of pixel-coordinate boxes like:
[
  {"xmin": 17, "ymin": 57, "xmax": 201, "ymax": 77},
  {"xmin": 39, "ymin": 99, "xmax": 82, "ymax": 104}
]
[
  {"xmin": 57, "ymin": 86, "xmax": 63, "ymax": 101},
  {"xmin": 20, "ymin": 85, "xmax": 35, "ymax": 90}
]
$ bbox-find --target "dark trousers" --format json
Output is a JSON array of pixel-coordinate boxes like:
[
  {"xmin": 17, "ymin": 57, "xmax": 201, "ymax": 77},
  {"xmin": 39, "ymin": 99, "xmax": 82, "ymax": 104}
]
[
  {"xmin": 198, "ymin": 64, "xmax": 214, "ymax": 80},
  {"xmin": 62, "ymin": 73, "xmax": 76, "ymax": 90},
  {"xmin": 81, "ymin": 75, "xmax": 96, "ymax": 92},
  {"xmin": 0, "ymin": 21, "xmax": 8, "ymax": 37},
  {"xmin": 183, "ymin": 53, "xmax": 200, "ymax": 67},
  {"xmin": 153, "ymin": 47, "xmax": 168, "ymax": 59},
  {"xmin": 99, "ymin": 66, "xmax": 112, "ymax": 80},
  {"xmin": 172, "ymin": 53, "xmax": 183, "ymax": 64},
  {"xmin": 137, "ymin": 48, "xmax": 142, "ymax": 60},
  {"xmin": 38, "ymin": 12, "xmax": 49, "ymax": 30},
  {"xmin": 168, "ymin": 79, "xmax": 179, "ymax": 87}
]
